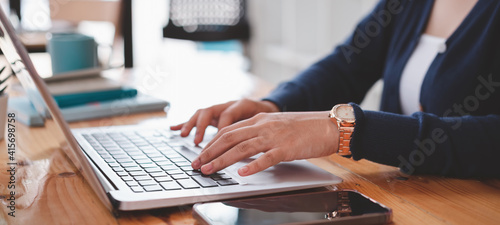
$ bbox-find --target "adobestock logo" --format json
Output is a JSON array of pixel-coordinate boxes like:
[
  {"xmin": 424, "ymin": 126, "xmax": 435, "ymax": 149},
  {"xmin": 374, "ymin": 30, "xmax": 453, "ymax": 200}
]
[
  {"xmin": 341, "ymin": 0, "xmax": 404, "ymax": 64},
  {"xmin": 398, "ymin": 73, "xmax": 500, "ymax": 175}
]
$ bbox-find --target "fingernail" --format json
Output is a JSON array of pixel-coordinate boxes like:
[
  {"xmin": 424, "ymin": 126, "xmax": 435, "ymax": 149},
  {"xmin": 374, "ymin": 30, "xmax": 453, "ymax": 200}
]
[
  {"xmin": 201, "ymin": 163, "xmax": 213, "ymax": 174},
  {"xmin": 192, "ymin": 159, "xmax": 201, "ymax": 169},
  {"xmin": 238, "ymin": 166, "xmax": 249, "ymax": 176}
]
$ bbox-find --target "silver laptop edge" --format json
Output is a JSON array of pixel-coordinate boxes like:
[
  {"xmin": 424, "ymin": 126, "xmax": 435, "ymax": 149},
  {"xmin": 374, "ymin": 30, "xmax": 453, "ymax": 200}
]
[{"xmin": 0, "ymin": 6, "xmax": 341, "ymax": 211}]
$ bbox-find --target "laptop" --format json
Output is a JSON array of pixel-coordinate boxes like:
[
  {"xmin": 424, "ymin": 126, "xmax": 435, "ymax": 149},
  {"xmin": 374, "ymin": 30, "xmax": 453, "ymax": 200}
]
[{"xmin": 0, "ymin": 7, "xmax": 341, "ymax": 211}]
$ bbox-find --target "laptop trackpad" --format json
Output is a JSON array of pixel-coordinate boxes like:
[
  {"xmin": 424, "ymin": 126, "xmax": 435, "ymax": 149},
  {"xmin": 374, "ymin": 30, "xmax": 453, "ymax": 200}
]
[{"xmin": 179, "ymin": 144, "xmax": 336, "ymax": 185}]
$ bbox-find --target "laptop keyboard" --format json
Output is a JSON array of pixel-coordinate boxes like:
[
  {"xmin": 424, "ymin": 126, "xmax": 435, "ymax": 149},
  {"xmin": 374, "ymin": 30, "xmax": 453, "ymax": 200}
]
[{"xmin": 81, "ymin": 129, "xmax": 238, "ymax": 193}]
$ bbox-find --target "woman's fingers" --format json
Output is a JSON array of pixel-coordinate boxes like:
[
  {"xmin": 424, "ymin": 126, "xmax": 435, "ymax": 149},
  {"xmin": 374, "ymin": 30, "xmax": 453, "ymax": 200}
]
[
  {"xmin": 217, "ymin": 99, "xmax": 254, "ymax": 129},
  {"xmin": 217, "ymin": 107, "xmax": 239, "ymax": 130},
  {"xmin": 192, "ymin": 112, "xmax": 339, "ymax": 176},
  {"xmin": 193, "ymin": 125, "xmax": 259, "ymax": 169},
  {"xmin": 171, "ymin": 99, "xmax": 278, "ymax": 146},
  {"xmin": 199, "ymin": 137, "xmax": 265, "ymax": 174},
  {"xmin": 193, "ymin": 109, "xmax": 215, "ymax": 145},
  {"xmin": 238, "ymin": 149, "xmax": 283, "ymax": 176},
  {"xmin": 169, "ymin": 123, "xmax": 184, "ymax": 131},
  {"xmin": 169, "ymin": 101, "xmax": 234, "ymax": 139},
  {"xmin": 175, "ymin": 110, "xmax": 201, "ymax": 137},
  {"xmin": 202, "ymin": 116, "xmax": 259, "ymax": 152}
]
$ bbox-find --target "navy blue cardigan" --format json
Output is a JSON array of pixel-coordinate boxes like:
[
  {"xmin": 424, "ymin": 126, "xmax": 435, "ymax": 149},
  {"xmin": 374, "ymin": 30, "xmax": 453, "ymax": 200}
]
[{"xmin": 264, "ymin": 0, "xmax": 500, "ymax": 178}]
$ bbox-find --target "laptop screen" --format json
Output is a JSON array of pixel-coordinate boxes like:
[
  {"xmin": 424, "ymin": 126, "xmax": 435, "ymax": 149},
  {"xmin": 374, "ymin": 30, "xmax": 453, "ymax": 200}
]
[{"xmin": 0, "ymin": 20, "xmax": 47, "ymax": 117}]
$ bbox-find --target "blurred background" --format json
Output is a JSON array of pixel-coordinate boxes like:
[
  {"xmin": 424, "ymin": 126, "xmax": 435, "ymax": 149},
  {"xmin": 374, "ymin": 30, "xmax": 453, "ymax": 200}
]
[{"xmin": 2, "ymin": 0, "xmax": 382, "ymax": 109}]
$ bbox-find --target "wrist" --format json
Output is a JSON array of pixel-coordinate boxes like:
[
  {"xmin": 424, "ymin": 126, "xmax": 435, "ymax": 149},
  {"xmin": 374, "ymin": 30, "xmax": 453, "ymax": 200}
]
[{"xmin": 324, "ymin": 112, "xmax": 340, "ymax": 153}]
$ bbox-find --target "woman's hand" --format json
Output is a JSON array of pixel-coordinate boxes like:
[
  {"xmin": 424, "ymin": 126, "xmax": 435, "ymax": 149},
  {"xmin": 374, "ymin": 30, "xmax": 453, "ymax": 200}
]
[
  {"xmin": 190, "ymin": 111, "xmax": 339, "ymax": 176},
  {"xmin": 170, "ymin": 99, "xmax": 279, "ymax": 145}
]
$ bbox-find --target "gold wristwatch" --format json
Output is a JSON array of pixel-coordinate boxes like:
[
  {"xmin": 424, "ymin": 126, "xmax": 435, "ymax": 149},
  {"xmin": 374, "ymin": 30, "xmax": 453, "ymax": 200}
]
[{"xmin": 329, "ymin": 104, "xmax": 356, "ymax": 157}]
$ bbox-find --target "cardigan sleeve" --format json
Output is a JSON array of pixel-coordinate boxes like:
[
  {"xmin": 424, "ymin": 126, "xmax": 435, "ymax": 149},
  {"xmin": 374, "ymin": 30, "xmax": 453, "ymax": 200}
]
[
  {"xmin": 350, "ymin": 103, "xmax": 500, "ymax": 178},
  {"xmin": 264, "ymin": 0, "xmax": 400, "ymax": 111},
  {"xmin": 261, "ymin": 0, "xmax": 500, "ymax": 178}
]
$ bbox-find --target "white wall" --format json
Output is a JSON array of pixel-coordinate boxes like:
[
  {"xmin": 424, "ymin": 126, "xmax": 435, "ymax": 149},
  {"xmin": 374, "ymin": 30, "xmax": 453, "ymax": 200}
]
[{"xmin": 247, "ymin": 0, "xmax": 379, "ymax": 84}]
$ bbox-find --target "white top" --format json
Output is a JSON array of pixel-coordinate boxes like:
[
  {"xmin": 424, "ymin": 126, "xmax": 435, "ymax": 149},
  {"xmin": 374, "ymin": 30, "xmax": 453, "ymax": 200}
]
[{"xmin": 399, "ymin": 34, "xmax": 447, "ymax": 115}]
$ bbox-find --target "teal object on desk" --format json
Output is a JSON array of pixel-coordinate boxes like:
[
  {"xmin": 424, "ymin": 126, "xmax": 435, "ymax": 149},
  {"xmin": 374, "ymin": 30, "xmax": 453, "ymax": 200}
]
[
  {"xmin": 197, "ymin": 40, "xmax": 243, "ymax": 52},
  {"xmin": 47, "ymin": 33, "xmax": 98, "ymax": 74},
  {"xmin": 53, "ymin": 87, "xmax": 138, "ymax": 108}
]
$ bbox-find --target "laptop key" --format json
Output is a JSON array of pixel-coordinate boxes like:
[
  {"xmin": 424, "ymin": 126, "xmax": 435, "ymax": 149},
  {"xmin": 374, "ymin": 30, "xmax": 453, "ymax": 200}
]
[
  {"xmin": 126, "ymin": 181, "xmax": 139, "ymax": 187},
  {"xmin": 157, "ymin": 161, "xmax": 174, "ymax": 167},
  {"xmin": 104, "ymin": 158, "xmax": 116, "ymax": 163},
  {"xmin": 138, "ymin": 149, "xmax": 154, "ymax": 154},
  {"xmin": 121, "ymin": 176, "xmax": 134, "ymax": 182},
  {"xmin": 217, "ymin": 179, "xmax": 239, "ymax": 186},
  {"xmin": 160, "ymin": 181, "xmax": 182, "ymax": 190},
  {"xmin": 145, "ymin": 167, "xmax": 162, "ymax": 173},
  {"xmin": 132, "ymin": 141, "xmax": 150, "ymax": 146},
  {"xmin": 136, "ymin": 159, "xmax": 154, "ymax": 164},
  {"xmin": 100, "ymin": 154, "xmax": 113, "ymax": 160},
  {"xmin": 112, "ymin": 167, "xmax": 124, "ymax": 172},
  {"xmin": 140, "ymin": 146, "xmax": 155, "ymax": 151},
  {"xmin": 151, "ymin": 156, "xmax": 169, "ymax": 162},
  {"xmin": 166, "ymin": 169, "xmax": 184, "ymax": 175},
  {"xmin": 192, "ymin": 176, "xmax": 218, "ymax": 187},
  {"xmin": 149, "ymin": 172, "xmax": 169, "ymax": 177},
  {"xmin": 99, "ymin": 152, "xmax": 111, "ymax": 157},
  {"xmin": 185, "ymin": 170, "xmax": 203, "ymax": 176},
  {"xmin": 177, "ymin": 178, "xmax": 201, "ymax": 189},
  {"xmin": 176, "ymin": 162, "xmax": 192, "ymax": 167},
  {"xmin": 138, "ymin": 180, "xmax": 158, "ymax": 186},
  {"xmin": 155, "ymin": 176, "xmax": 173, "ymax": 182},
  {"xmin": 139, "ymin": 163, "xmax": 158, "ymax": 168},
  {"xmin": 117, "ymin": 172, "xmax": 129, "ymax": 176},
  {"xmin": 126, "ymin": 149, "xmax": 143, "ymax": 154},
  {"xmin": 164, "ymin": 152, "xmax": 182, "ymax": 158},
  {"xmin": 161, "ymin": 165, "xmax": 178, "ymax": 171},
  {"xmin": 129, "ymin": 171, "xmax": 148, "ymax": 176},
  {"xmin": 144, "ymin": 185, "xmax": 163, "ymax": 192},
  {"xmin": 107, "ymin": 148, "xmax": 124, "ymax": 153},
  {"xmin": 131, "ymin": 154, "xmax": 148, "ymax": 160},
  {"xmin": 125, "ymin": 167, "xmax": 143, "ymax": 172},
  {"xmin": 121, "ymin": 162, "xmax": 139, "ymax": 168},
  {"xmin": 104, "ymin": 145, "xmax": 121, "ymax": 150},
  {"xmin": 116, "ymin": 158, "xmax": 134, "ymax": 164},
  {"xmin": 133, "ymin": 175, "xmax": 152, "ymax": 181},
  {"xmin": 112, "ymin": 154, "xmax": 130, "ymax": 159},
  {"xmin": 171, "ymin": 174, "xmax": 189, "ymax": 180},
  {"xmin": 210, "ymin": 174, "xmax": 231, "ymax": 181},
  {"xmin": 170, "ymin": 158, "xmax": 188, "ymax": 163},
  {"xmin": 95, "ymin": 149, "xmax": 107, "ymax": 154},
  {"xmin": 146, "ymin": 153, "xmax": 163, "ymax": 158},
  {"xmin": 180, "ymin": 166, "xmax": 194, "ymax": 171},
  {"xmin": 118, "ymin": 144, "xmax": 136, "ymax": 149},
  {"xmin": 131, "ymin": 187, "xmax": 144, "ymax": 193},
  {"xmin": 108, "ymin": 162, "xmax": 121, "ymax": 168}
]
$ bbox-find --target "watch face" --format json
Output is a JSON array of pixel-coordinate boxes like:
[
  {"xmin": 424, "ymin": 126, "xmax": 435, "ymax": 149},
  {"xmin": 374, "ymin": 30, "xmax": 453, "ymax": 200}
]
[{"xmin": 334, "ymin": 104, "xmax": 355, "ymax": 123}]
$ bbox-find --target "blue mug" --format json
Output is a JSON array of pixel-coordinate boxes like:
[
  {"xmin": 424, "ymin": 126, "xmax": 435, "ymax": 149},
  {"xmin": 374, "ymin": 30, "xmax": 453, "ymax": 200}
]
[{"xmin": 47, "ymin": 33, "xmax": 98, "ymax": 75}]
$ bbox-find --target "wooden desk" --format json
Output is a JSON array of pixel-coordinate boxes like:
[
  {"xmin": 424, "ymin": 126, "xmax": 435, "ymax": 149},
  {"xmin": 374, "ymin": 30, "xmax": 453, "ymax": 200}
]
[{"xmin": 1, "ymin": 66, "xmax": 500, "ymax": 224}]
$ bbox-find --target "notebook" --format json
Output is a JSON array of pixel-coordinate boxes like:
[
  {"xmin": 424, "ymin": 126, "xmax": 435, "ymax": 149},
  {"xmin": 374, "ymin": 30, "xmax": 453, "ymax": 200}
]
[{"xmin": 8, "ymin": 93, "xmax": 169, "ymax": 126}]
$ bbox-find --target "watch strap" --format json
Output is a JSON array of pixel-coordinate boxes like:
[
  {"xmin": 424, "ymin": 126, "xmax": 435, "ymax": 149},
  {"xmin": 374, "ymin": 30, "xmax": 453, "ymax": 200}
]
[{"xmin": 338, "ymin": 125, "xmax": 354, "ymax": 156}]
